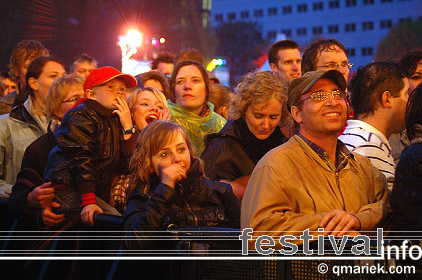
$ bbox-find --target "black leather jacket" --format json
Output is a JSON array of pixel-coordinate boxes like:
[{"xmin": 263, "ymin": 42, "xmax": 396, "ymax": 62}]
[
  {"xmin": 123, "ymin": 158, "xmax": 241, "ymax": 250},
  {"xmin": 391, "ymin": 142, "xmax": 422, "ymax": 233},
  {"xmin": 44, "ymin": 99, "xmax": 129, "ymax": 203}
]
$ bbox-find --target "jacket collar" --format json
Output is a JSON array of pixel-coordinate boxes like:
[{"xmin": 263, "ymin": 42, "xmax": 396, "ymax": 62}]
[
  {"xmin": 77, "ymin": 99, "xmax": 115, "ymax": 117},
  {"xmin": 9, "ymin": 102, "xmax": 39, "ymax": 128}
]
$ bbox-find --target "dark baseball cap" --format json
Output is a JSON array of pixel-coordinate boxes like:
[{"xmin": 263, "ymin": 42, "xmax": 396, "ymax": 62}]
[{"xmin": 287, "ymin": 70, "xmax": 346, "ymax": 112}]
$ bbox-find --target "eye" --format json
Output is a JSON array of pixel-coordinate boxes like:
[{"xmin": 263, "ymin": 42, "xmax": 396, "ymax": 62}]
[
  {"xmin": 270, "ymin": 115, "xmax": 280, "ymax": 120},
  {"xmin": 311, "ymin": 91, "xmax": 325, "ymax": 100},
  {"xmin": 253, "ymin": 114, "xmax": 263, "ymax": 119},
  {"xmin": 178, "ymin": 147, "xmax": 186, "ymax": 153},
  {"xmin": 140, "ymin": 102, "xmax": 149, "ymax": 106},
  {"xmin": 193, "ymin": 78, "xmax": 201, "ymax": 83},
  {"xmin": 160, "ymin": 152, "xmax": 168, "ymax": 158},
  {"xmin": 326, "ymin": 63, "xmax": 337, "ymax": 69},
  {"xmin": 410, "ymin": 74, "xmax": 421, "ymax": 80},
  {"xmin": 176, "ymin": 79, "xmax": 184, "ymax": 85},
  {"xmin": 107, "ymin": 85, "xmax": 114, "ymax": 90},
  {"xmin": 158, "ymin": 106, "xmax": 164, "ymax": 110},
  {"xmin": 284, "ymin": 61, "xmax": 293, "ymax": 65}
]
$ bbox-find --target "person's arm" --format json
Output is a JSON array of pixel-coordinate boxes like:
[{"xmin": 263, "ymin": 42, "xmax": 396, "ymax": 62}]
[
  {"xmin": 123, "ymin": 184, "xmax": 176, "ymax": 250},
  {"xmin": 0, "ymin": 117, "xmax": 12, "ymax": 198},
  {"xmin": 241, "ymin": 164, "xmax": 325, "ymax": 244},
  {"xmin": 214, "ymin": 181, "xmax": 241, "ymax": 228}
]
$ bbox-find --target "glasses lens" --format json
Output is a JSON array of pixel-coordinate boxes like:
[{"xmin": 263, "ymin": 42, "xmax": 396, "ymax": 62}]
[{"xmin": 311, "ymin": 91, "xmax": 327, "ymax": 101}]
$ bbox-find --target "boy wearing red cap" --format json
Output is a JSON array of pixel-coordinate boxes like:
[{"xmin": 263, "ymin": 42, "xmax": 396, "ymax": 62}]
[{"xmin": 44, "ymin": 67, "xmax": 137, "ymax": 226}]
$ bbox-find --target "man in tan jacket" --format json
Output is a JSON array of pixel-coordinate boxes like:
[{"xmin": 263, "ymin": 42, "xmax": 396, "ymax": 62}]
[{"xmin": 241, "ymin": 70, "xmax": 388, "ymax": 247}]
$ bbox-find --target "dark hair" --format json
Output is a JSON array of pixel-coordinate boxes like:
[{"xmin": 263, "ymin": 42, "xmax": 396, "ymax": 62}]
[
  {"xmin": 399, "ymin": 51, "xmax": 422, "ymax": 78},
  {"xmin": 405, "ymin": 84, "xmax": 422, "ymax": 141},
  {"xmin": 70, "ymin": 53, "xmax": 98, "ymax": 72},
  {"xmin": 136, "ymin": 71, "xmax": 170, "ymax": 99},
  {"xmin": 268, "ymin": 40, "xmax": 300, "ymax": 65},
  {"xmin": 8, "ymin": 40, "xmax": 49, "ymax": 81},
  {"xmin": 150, "ymin": 52, "xmax": 174, "ymax": 70},
  {"xmin": 301, "ymin": 38, "xmax": 348, "ymax": 75},
  {"xmin": 169, "ymin": 61, "xmax": 210, "ymax": 103},
  {"xmin": 349, "ymin": 62, "xmax": 405, "ymax": 119},
  {"xmin": 24, "ymin": 56, "xmax": 65, "ymax": 97},
  {"xmin": 174, "ymin": 49, "xmax": 205, "ymax": 66}
]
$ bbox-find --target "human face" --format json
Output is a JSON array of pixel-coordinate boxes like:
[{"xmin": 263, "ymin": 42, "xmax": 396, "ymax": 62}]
[
  {"xmin": 3, "ymin": 78, "xmax": 16, "ymax": 95},
  {"xmin": 157, "ymin": 62, "xmax": 174, "ymax": 76},
  {"xmin": 143, "ymin": 79, "xmax": 164, "ymax": 92},
  {"xmin": 292, "ymin": 78, "xmax": 347, "ymax": 139},
  {"xmin": 132, "ymin": 90, "xmax": 165, "ymax": 130},
  {"xmin": 151, "ymin": 132, "xmax": 191, "ymax": 177},
  {"xmin": 271, "ymin": 48, "xmax": 302, "ymax": 81},
  {"xmin": 73, "ymin": 61, "xmax": 96, "ymax": 79},
  {"xmin": 390, "ymin": 78, "xmax": 410, "ymax": 133},
  {"xmin": 56, "ymin": 84, "xmax": 85, "ymax": 120},
  {"xmin": 174, "ymin": 65, "xmax": 207, "ymax": 115},
  {"xmin": 90, "ymin": 78, "xmax": 126, "ymax": 110},
  {"xmin": 315, "ymin": 45, "xmax": 350, "ymax": 82},
  {"xmin": 408, "ymin": 61, "xmax": 422, "ymax": 94},
  {"xmin": 31, "ymin": 61, "xmax": 66, "ymax": 106},
  {"xmin": 245, "ymin": 99, "xmax": 283, "ymax": 140}
]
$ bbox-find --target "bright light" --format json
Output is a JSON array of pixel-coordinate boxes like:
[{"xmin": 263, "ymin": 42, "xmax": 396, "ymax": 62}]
[
  {"xmin": 211, "ymin": 59, "xmax": 218, "ymax": 66},
  {"xmin": 159, "ymin": 37, "xmax": 166, "ymax": 44},
  {"xmin": 127, "ymin": 29, "xmax": 143, "ymax": 48}
]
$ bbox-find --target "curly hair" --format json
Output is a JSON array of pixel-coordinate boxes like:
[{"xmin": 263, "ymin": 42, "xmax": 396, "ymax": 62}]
[
  {"xmin": 301, "ymin": 38, "xmax": 347, "ymax": 75},
  {"xmin": 229, "ymin": 71, "xmax": 289, "ymax": 124},
  {"xmin": 128, "ymin": 120, "xmax": 196, "ymax": 194},
  {"xmin": 47, "ymin": 74, "xmax": 84, "ymax": 121},
  {"xmin": 399, "ymin": 51, "xmax": 422, "ymax": 78},
  {"xmin": 8, "ymin": 40, "xmax": 49, "ymax": 81},
  {"xmin": 405, "ymin": 84, "xmax": 422, "ymax": 141},
  {"xmin": 349, "ymin": 62, "xmax": 406, "ymax": 119}
]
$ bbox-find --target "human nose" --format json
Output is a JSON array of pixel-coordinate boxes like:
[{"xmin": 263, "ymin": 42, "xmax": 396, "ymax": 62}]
[
  {"xmin": 261, "ymin": 118, "xmax": 270, "ymax": 130},
  {"xmin": 171, "ymin": 152, "xmax": 181, "ymax": 163},
  {"xmin": 149, "ymin": 103, "xmax": 159, "ymax": 112}
]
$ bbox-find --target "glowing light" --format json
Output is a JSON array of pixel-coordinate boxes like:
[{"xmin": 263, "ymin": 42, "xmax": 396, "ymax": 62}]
[
  {"xmin": 159, "ymin": 37, "xmax": 166, "ymax": 44},
  {"xmin": 126, "ymin": 29, "xmax": 143, "ymax": 48}
]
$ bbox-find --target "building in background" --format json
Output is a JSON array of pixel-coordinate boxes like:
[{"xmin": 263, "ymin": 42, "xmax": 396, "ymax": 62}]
[{"xmin": 211, "ymin": 0, "xmax": 422, "ymax": 68}]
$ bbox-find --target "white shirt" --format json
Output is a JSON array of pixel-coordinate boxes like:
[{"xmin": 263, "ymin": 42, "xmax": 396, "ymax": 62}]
[{"xmin": 339, "ymin": 119, "xmax": 395, "ymax": 191}]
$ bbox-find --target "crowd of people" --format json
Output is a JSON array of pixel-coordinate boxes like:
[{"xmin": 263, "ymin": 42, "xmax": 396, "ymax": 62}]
[{"xmin": 0, "ymin": 38, "xmax": 421, "ymax": 261}]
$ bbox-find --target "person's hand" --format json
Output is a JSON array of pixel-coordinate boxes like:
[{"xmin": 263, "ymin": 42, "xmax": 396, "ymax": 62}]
[
  {"xmin": 160, "ymin": 108, "xmax": 171, "ymax": 121},
  {"xmin": 220, "ymin": 175, "xmax": 250, "ymax": 202},
  {"xmin": 319, "ymin": 209, "xmax": 361, "ymax": 236},
  {"xmin": 113, "ymin": 96, "xmax": 133, "ymax": 134},
  {"xmin": 41, "ymin": 201, "xmax": 65, "ymax": 227},
  {"xmin": 81, "ymin": 204, "xmax": 103, "ymax": 226},
  {"xmin": 159, "ymin": 163, "xmax": 187, "ymax": 189},
  {"xmin": 27, "ymin": 182, "xmax": 55, "ymax": 208}
]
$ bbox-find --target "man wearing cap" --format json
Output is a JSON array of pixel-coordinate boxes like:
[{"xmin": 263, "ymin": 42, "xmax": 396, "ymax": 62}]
[
  {"xmin": 241, "ymin": 70, "xmax": 388, "ymax": 245},
  {"xmin": 44, "ymin": 66, "xmax": 138, "ymax": 226}
]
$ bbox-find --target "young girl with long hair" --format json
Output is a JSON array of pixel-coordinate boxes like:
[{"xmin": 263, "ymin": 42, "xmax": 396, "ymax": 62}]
[{"xmin": 123, "ymin": 120, "xmax": 240, "ymax": 250}]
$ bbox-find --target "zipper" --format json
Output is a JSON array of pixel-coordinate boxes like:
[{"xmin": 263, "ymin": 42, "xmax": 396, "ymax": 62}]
[{"xmin": 179, "ymin": 183, "xmax": 199, "ymax": 226}]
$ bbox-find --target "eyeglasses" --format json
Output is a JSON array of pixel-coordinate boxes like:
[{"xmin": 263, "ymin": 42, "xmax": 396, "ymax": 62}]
[
  {"xmin": 62, "ymin": 97, "xmax": 82, "ymax": 104},
  {"xmin": 296, "ymin": 89, "xmax": 347, "ymax": 106},
  {"xmin": 316, "ymin": 62, "xmax": 353, "ymax": 70}
]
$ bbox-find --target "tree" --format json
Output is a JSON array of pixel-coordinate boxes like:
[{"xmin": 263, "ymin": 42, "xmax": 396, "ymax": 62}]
[
  {"xmin": 376, "ymin": 19, "xmax": 422, "ymax": 62},
  {"xmin": 214, "ymin": 21, "xmax": 268, "ymax": 87}
]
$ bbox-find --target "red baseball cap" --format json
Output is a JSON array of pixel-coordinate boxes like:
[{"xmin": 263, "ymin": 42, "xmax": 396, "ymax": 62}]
[{"xmin": 84, "ymin": 66, "xmax": 137, "ymax": 92}]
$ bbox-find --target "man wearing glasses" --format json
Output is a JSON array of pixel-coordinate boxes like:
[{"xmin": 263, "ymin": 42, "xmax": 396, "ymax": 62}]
[
  {"xmin": 339, "ymin": 62, "xmax": 409, "ymax": 192},
  {"xmin": 241, "ymin": 70, "xmax": 388, "ymax": 246},
  {"xmin": 301, "ymin": 38, "xmax": 352, "ymax": 82}
]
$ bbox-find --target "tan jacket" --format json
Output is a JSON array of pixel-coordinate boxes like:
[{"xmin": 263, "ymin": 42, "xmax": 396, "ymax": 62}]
[{"xmin": 241, "ymin": 135, "xmax": 388, "ymax": 242}]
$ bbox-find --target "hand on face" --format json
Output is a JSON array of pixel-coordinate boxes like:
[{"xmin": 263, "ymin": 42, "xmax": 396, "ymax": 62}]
[
  {"xmin": 113, "ymin": 95, "xmax": 133, "ymax": 131},
  {"xmin": 158, "ymin": 162, "xmax": 187, "ymax": 189}
]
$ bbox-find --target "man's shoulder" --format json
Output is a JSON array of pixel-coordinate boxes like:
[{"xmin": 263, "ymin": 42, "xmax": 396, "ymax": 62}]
[{"xmin": 340, "ymin": 120, "xmax": 388, "ymax": 151}]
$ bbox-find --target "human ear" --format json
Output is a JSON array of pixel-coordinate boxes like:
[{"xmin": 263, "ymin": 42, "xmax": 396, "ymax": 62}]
[
  {"xmin": 28, "ymin": 77, "xmax": 38, "ymax": 91},
  {"xmin": 86, "ymin": 89, "xmax": 96, "ymax": 100},
  {"xmin": 269, "ymin": 63, "xmax": 278, "ymax": 72},
  {"xmin": 381, "ymin": 90, "xmax": 393, "ymax": 108},
  {"xmin": 291, "ymin": 106, "xmax": 303, "ymax": 124}
]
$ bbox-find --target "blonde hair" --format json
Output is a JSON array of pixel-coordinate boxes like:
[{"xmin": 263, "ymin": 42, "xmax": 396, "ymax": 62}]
[
  {"xmin": 229, "ymin": 71, "xmax": 289, "ymax": 126},
  {"xmin": 126, "ymin": 86, "xmax": 168, "ymax": 112},
  {"xmin": 128, "ymin": 120, "xmax": 196, "ymax": 194},
  {"xmin": 46, "ymin": 74, "xmax": 84, "ymax": 121}
]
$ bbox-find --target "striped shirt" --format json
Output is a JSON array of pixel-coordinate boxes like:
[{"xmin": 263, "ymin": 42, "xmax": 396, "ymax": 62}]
[{"xmin": 339, "ymin": 120, "xmax": 395, "ymax": 191}]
